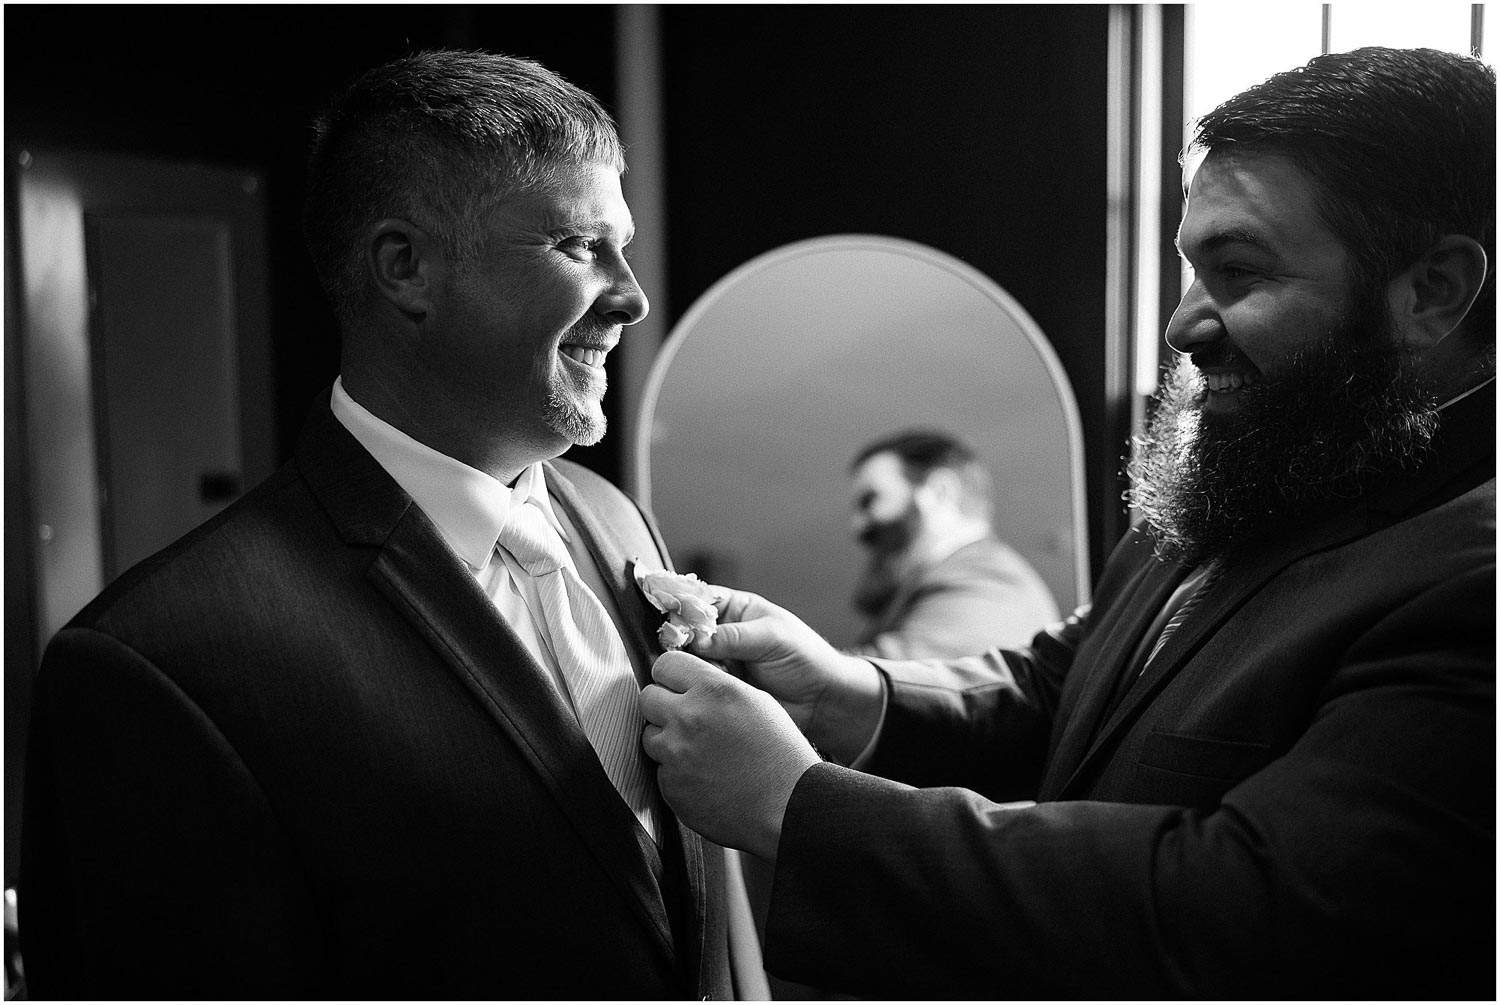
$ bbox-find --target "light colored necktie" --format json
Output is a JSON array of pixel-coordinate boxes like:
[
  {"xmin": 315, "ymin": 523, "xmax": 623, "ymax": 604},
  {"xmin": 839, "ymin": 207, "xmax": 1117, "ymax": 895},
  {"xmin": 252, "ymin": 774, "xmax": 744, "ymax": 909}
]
[{"xmin": 497, "ymin": 500, "xmax": 658, "ymax": 843}]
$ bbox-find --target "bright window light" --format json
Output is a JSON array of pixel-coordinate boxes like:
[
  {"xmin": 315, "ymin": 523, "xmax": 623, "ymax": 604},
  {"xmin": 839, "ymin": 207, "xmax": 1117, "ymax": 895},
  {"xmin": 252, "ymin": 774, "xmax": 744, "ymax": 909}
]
[
  {"xmin": 1144, "ymin": 3, "xmax": 1487, "ymax": 399},
  {"xmin": 1185, "ymin": 4, "xmax": 1325, "ymax": 125},
  {"xmin": 1329, "ymin": 2, "xmax": 1476, "ymax": 54}
]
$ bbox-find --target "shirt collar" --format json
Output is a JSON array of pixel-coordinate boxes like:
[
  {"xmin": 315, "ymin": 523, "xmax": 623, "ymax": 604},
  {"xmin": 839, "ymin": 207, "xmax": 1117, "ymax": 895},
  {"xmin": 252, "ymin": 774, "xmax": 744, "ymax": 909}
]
[{"xmin": 330, "ymin": 377, "xmax": 568, "ymax": 570}]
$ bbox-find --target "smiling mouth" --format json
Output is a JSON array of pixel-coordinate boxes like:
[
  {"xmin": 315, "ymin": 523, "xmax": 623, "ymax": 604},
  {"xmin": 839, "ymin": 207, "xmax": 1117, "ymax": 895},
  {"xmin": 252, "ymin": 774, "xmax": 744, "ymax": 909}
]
[
  {"xmin": 560, "ymin": 345, "xmax": 607, "ymax": 367},
  {"xmin": 1203, "ymin": 370, "xmax": 1254, "ymax": 393}
]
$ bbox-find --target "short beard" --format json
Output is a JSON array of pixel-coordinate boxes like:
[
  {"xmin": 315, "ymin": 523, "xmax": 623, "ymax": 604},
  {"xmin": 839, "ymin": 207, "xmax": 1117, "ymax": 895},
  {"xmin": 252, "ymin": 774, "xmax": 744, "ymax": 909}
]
[
  {"xmin": 1127, "ymin": 319, "xmax": 1439, "ymax": 566},
  {"xmin": 543, "ymin": 372, "xmax": 607, "ymax": 447}
]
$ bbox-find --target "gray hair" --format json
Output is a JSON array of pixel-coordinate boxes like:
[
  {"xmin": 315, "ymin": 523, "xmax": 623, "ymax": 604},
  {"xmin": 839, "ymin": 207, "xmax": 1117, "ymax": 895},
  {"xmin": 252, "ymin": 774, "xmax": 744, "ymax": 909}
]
[{"xmin": 302, "ymin": 50, "xmax": 625, "ymax": 326}]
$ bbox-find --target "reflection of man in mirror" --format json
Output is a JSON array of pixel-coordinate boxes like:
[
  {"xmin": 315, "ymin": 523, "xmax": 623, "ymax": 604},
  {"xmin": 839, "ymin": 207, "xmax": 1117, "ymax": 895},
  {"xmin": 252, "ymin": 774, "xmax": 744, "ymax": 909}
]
[{"xmin": 848, "ymin": 430, "xmax": 1059, "ymax": 658}]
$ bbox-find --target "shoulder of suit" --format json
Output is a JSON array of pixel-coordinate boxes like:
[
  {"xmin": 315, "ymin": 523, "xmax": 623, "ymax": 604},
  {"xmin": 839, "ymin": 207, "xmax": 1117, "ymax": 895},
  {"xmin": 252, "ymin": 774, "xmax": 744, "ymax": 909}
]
[
  {"xmin": 937, "ymin": 537, "xmax": 1044, "ymax": 581},
  {"xmin": 1370, "ymin": 474, "xmax": 1494, "ymax": 563},
  {"xmin": 65, "ymin": 459, "xmax": 320, "ymax": 633},
  {"xmin": 546, "ymin": 458, "xmax": 643, "ymax": 513}
]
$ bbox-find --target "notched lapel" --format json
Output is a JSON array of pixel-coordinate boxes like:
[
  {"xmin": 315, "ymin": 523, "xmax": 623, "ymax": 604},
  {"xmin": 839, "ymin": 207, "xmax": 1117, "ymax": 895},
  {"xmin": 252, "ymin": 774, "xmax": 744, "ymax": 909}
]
[
  {"xmin": 363, "ymin": 483, "xmax": 677, "ymax": 962},
  {"xmin": 1063, "ymin": 505, "xmax": 1377, "ymax": 796},
  {"xmin": 294, "ymin": 392, "xmax": 679, "ymax": 963},
  {"xmin": 543, "ymin": 463, "xmax": 721, "ymax": 987},
  {"xmin": 1043, "ymin": 556, "xmax": 1182, "ymax": 794},
  {"xmin": 544, "ymin": 464, "xmax": 671, "ymax": 683}
]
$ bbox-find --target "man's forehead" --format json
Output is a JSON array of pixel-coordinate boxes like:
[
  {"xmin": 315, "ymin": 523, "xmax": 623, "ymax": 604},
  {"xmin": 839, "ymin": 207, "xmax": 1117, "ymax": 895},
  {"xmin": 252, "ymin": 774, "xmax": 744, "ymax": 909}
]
[
  {"xmin": 1177, "ymin": 149, "xmax": 1336, "ymax": 256},
  {"xmin": 854, "ymin": 452, "xmax": 907, "ymax": 482},
  {"xmin": 502, "ymin": 162, "xmax": 634, "ymax": 236}
]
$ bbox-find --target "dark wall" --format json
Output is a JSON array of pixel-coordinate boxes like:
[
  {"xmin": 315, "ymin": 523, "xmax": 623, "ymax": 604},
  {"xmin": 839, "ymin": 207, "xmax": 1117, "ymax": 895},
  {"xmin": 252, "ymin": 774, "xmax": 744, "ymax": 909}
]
[{"xmin": 660, "ymin": 5, "xmax": 1120, "ymax": 573}]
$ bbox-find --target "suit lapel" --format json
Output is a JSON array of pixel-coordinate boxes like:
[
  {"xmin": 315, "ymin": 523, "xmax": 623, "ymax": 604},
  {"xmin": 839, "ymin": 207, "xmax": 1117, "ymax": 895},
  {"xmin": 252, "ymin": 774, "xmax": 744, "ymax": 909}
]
[
  {"xmin": 543, "ymin": 461, "xmax": 715, "ymax": 984},
  {"xmin": 295, "ymin": 400, "xmax": 676, "ymax": 960},
  {"xmin": 544, "ymin": 462, "xmax": 671, "ymax": 687},
  {"xmin": 1041, "ymin": 553, "xmax": 1183, "ymax": 794},
  {"xmin": 1111, "ymin": 381, "xmax": 1498, "ymax": 725},
  {"xmin": 1056, "ymin": 503, "xmax": 1376, "ymax": 798},
  {"xmin": 1056, "ymin": 385, "xmax": 1496, "ymax": 801}
]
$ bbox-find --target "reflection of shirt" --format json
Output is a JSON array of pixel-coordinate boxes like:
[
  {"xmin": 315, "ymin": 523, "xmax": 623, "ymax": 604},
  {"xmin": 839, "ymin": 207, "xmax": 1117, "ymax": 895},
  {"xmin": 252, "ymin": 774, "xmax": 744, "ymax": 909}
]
[{"xmin": 329, "ymin": 377, "xmax": 624, "ymax": 713}]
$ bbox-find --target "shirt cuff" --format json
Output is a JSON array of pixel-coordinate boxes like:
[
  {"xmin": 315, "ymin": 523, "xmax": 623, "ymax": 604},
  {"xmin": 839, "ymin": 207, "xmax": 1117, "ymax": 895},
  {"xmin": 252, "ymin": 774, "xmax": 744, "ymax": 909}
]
[{"xmin": 845, "ymin": 662, "xmax": 888, "ymax": 770}]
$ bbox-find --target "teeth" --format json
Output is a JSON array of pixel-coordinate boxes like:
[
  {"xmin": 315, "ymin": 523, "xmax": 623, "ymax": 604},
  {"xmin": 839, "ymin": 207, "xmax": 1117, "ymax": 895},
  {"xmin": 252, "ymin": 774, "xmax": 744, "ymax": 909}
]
[
  {"xmin": 561, "ymin": 346, "xmax": 605, "ymax": 367},
  {"xmin": 1205, "ymin": 371, "xmax": 1250, "ymax": 392}
]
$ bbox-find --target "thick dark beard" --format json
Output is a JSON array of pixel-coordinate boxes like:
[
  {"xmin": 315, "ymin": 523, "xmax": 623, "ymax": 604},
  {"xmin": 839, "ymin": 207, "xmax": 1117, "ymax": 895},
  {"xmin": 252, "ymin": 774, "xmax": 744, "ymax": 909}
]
[
  {"xmin": 852, "ymin": 504, "xmax": 922, "ymax": 617},
  {"xmin": 1127, "ymin": 322, "xmax": 1440, "ymax": 566}
]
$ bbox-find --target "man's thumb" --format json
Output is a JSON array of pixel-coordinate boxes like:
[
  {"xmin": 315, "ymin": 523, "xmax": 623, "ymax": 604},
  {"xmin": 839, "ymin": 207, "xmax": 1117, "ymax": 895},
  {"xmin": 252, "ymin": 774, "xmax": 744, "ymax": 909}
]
[{"xmin": 696, "ymin": 619, "xmax": 767, "ymax": 660}]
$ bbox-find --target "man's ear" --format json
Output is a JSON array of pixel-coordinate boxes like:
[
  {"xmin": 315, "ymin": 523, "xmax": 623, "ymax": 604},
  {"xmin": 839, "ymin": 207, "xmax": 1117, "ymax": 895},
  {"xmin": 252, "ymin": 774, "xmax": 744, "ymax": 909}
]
[
  {"xmin": 1387, "ymin": 234, "xmax": 1488, "ymax": 350},
  {"xmin": 917, "ymin": 469, "xmax": 963, "ymax": 511},
  {"xmin": 367, "ymin": 218, "xmax": 440, "ymax": 319}
]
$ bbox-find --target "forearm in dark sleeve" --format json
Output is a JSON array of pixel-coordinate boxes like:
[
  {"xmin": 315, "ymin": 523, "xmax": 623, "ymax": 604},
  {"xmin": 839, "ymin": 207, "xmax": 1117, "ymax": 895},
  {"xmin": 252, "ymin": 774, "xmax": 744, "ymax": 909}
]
[
  {"xmin": 764, "ymin": 576, "xmax": 1494, "ymax": 999},
  {"xmin": 859, "ymin": 612, "xmax": 1082, "ymax": 799}
]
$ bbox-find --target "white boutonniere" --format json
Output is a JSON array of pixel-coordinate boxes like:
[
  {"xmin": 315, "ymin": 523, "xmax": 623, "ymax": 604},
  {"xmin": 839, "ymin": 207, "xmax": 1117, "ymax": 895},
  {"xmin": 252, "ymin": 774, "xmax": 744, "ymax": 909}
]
[{"xmin": 632, "ymin": 563, "xmax": 727, "ymax": 650}]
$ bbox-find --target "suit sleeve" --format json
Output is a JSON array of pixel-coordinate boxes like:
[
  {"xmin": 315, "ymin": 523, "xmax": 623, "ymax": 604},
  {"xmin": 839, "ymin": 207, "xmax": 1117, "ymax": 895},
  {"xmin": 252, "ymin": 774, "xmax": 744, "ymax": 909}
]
[
  {"xmin": 764, "ymin": 567, "xmax": 1495, "ymax": 998},
  {"xmin": 848, "ymin": 572, "xmax": 1059, "ymax": 660},
  {"xmin": 21, "ymin": 626, "xmax": 321, "ymax": 998},
  {"xmin": 853, "ymin": 607, "xmax": 1085, "ymax": 801}
]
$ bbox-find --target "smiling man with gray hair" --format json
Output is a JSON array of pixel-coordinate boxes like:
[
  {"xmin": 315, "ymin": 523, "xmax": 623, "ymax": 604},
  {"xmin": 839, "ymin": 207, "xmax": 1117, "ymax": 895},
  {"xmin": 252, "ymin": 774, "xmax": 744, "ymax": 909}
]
[{"xmin": 22, "ymin": 50, "xmax": 738, "ymax": 999}]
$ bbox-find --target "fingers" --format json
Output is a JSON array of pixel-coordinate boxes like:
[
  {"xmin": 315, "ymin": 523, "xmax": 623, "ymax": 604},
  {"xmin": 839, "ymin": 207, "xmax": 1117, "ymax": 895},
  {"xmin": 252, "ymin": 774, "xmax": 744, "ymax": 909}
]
[
  {"xmin": 641, "ymin": 658, "xmax": 742, "ymax": 764},
  {"xmin": 651, "ymin": 649, "xmax": 722, "ymax": 692},
  {"xmin": 692, "ymin": 618, "xmax": 774, "ymax": 660},
  {"xmin": 712, "ymin": 588, "xmax": 776, "ymax": 625},
  {"xmin": 640, "ymin": 719, "xmax": 667, "ymax": 762},
  {"xmin": 640, "ymin": 682, "xmax": 674, "ymax": 726}
]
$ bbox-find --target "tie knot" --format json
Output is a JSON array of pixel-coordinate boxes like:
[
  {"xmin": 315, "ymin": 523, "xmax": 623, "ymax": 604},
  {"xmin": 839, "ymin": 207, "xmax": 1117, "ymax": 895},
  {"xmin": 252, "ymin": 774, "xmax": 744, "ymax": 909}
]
[{"xmin": 498, "ymin": 501, "xmax": 569, "ymax": 576}]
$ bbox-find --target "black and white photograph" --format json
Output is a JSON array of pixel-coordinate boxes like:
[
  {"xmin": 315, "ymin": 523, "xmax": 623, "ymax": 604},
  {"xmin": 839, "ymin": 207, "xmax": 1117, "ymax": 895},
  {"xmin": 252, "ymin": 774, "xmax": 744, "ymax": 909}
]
[{"xmin": 3, "ymin": 3, "xmax": 1493, "ymax": 999}]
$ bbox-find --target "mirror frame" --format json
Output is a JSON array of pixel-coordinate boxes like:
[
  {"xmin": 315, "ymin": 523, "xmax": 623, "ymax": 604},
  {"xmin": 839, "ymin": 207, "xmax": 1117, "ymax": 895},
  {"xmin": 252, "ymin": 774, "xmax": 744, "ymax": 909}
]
[{"xmin": 634, "ymin": 233, "xmax": 1092, "ymax": 608}]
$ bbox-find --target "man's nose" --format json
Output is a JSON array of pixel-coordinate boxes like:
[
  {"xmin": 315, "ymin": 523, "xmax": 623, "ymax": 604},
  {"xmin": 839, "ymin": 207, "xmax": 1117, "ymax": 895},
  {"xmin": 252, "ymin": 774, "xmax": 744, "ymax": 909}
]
[
  {"xmin": 1162, "ymin": 278, "xmax": 1221, "ymax": 355},
  {"xmin": 598, "ymin": 257, "xmax": 650, "ymax": 326}
]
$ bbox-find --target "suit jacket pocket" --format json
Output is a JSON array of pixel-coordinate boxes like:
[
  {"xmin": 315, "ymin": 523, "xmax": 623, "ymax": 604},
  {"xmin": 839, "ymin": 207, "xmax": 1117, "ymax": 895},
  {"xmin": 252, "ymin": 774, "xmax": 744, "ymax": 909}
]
[{"xmin": 1134, "ymin": 730, "xmax": 1273, "ymax": 807}]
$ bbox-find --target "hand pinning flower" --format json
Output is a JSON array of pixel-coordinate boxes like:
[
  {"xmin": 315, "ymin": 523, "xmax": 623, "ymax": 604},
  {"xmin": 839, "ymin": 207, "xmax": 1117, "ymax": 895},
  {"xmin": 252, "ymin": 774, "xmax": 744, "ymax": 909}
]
[{"xmin": 633, "ymin": 565, "xmax": 726, "ymax": 650}]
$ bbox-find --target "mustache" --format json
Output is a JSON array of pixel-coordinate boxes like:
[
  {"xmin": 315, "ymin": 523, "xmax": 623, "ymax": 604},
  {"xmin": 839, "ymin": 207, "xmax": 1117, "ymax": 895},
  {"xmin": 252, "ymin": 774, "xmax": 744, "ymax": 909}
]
[
  {"xmin": 1128, "ymin": 324, "xmax": 1437, "ymax": 564},
  {"xmin": 1189, "ymin": 343, "xmax": 1253, "ymax": 371},
  {"xmin": 563, "ymin": 318, "xmax": 620, "ymax": 350}
]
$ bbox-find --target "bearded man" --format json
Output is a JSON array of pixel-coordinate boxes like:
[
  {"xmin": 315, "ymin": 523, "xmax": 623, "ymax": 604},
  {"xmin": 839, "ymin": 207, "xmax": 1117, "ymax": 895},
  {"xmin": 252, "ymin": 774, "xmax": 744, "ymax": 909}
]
[
  {"xmin": 636, "ymin": 46, "xmax": 1496, "ymax": 998},
  {"xmin": 846, "ymin": 429, "xmax": 1058, "ymax": 658}
]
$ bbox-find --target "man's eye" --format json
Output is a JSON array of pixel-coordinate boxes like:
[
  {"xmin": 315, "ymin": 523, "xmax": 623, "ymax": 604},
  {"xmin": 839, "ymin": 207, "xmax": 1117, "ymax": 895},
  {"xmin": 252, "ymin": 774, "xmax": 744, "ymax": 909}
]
[{"xmin": 559, "ymin": 236, "xmax": 598, "ymax": 257}]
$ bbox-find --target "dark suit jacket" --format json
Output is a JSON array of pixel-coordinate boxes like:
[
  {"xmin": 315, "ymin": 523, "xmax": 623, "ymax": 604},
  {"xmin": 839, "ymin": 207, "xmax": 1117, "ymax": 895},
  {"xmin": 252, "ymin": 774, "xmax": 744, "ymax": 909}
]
[
  {"xmin": 767, "ymin": 386, "xmax": 1496, "ymax": 999},
  {"xmin": 21, "ymin": 396, "xmax": 735, "ymax": 999},
  {"xmin": 851, "ymin": 537, "xmax": 1061, "ymax": 659}
]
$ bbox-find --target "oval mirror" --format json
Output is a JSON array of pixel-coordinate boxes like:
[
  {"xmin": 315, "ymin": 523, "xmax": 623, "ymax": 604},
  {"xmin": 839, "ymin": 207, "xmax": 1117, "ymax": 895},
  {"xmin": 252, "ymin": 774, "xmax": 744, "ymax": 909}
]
[{"xmin": 636, "ymin": 234, "xmax": 1089, "ymax": 650}]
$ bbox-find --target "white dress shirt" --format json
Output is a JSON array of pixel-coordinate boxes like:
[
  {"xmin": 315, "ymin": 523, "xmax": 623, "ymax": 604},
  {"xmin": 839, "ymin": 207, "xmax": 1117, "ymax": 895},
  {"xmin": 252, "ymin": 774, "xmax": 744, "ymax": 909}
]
[{"xmin": 329, "ymin": 377, "xmax": 631, "ymax": 720}]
